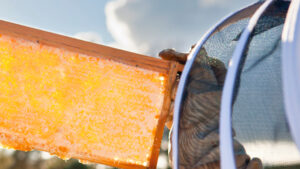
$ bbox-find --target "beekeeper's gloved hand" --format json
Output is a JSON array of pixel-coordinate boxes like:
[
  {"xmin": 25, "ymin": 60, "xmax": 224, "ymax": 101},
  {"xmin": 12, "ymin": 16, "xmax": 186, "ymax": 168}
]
[{"xmin": 159, "ymin": 46, "xmax": 262, "ymax": 169}]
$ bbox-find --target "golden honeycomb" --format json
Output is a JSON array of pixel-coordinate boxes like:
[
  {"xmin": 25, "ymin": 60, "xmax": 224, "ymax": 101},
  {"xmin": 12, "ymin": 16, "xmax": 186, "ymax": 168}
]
[{"xmin": 0, "ymin": 34, "xmax": 167, "ymax": 168}]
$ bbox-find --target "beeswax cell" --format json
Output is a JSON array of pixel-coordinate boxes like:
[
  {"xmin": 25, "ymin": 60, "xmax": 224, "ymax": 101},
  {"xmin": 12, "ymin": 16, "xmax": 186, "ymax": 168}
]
[{"xmin": 0, "ymin": 34, "xmax": 168, "ymax": 169}]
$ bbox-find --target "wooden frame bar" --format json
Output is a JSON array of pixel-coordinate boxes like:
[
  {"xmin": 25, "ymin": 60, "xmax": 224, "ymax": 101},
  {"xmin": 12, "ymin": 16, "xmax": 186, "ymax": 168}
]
[{"xmin": 0, "ymin": 20, "xmax": 181, "ymax": 169}]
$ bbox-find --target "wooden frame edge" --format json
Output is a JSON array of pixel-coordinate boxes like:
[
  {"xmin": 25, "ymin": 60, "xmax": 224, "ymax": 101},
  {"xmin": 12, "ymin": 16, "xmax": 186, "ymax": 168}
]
[
  {"xmin": 148, "ymin": 61, "xmax": 181, "ymax": 169},
  {"xmin": 0, "ymin": 19, "xmax": 185, "ymax": 169},
  {"xmin": 0, "ymin": 20, "xmax": 171, "ymax": 74}
]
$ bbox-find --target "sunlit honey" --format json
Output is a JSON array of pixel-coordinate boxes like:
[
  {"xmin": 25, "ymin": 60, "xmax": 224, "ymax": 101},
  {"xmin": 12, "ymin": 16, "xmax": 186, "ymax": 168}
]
[{"xmin": 0, "ymin": 34, "xmax": 167, "ymax": 168}]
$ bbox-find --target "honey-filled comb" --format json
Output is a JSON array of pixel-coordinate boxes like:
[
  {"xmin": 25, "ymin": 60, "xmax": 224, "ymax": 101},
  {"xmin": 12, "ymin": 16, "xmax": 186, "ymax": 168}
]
[{"xmin": 0, "ymin": 20, "xmax": 180, "ymax": 169}]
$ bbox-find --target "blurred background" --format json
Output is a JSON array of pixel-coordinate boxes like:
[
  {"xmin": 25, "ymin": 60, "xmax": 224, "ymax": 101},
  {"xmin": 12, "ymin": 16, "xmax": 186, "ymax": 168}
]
[
  {"xmin": 0, "ymin": 0, "xmax": 258, "ymax": 56},
  {"xmin": 0, "ymin": 0, "xmax": 299, "ymax": 169}
]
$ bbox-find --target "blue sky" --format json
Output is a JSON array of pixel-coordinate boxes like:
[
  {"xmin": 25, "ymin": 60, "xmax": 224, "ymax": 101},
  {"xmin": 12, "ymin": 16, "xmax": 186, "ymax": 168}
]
[
  {"xmin": 0, "ymin": 0, "xmax": 256, "ymax": 56},
  {"xmin": 0, "ymin": 0, "xmax": 113, "ymax": 42}
]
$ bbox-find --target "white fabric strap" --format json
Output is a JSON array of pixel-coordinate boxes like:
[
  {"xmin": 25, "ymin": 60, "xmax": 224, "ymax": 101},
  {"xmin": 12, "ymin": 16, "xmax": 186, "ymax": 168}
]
[
  {"xmin": 172, "ymin": 2, "xmax": 260, "ymax": 169},
  {"xmin": 219, "ymin": 0, "xmax": 274, "ymax": 169},
  {"xmin": 281, "ymin": 0, "xmax": 300, "ymax": 152}
]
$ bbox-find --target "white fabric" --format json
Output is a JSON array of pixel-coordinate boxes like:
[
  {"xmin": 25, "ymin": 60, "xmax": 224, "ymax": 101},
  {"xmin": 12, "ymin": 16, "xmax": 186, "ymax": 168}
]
[
  {"xmin": 220, "ymin": 0, "xmax": 274, "ymax": 168},
  {"xmin": 281, "ymin": 0, "xmax": 300, "ymax": 153},
  {"xmin": 171, "ymin": 2, "xmax": 259, "ymax": 168}
]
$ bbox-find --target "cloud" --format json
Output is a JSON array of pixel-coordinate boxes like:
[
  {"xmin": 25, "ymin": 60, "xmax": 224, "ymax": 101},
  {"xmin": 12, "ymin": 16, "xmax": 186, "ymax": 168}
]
[
  {"xmin": 105, "ymin": 0, "xmax": 149, "ymax": 53},
  {"xmin": 105, "ymin": 0, "xmax": 256, "ymax": 56},
  {"xmin": 73, "ymin": 31, "xmax": 102, "ymax": 44}
]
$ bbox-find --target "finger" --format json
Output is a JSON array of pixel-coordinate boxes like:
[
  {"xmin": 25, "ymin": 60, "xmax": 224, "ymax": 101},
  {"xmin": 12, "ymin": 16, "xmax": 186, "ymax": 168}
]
[
  {"xmin": 159, "ymin": 49, "xmax": 188, "ymax": 64},
  {"xmin": 165, "ymin": 102, "xmax": 174, "ymax": 129},
  {"xmin": 236, "ymin": 154, "xmax": 250, "ymax": 169},
  {"xmin": 166, "ymin": 78, "xmax": 179, "ymax": 129},
  {"xmin": 171, "ymin": 78, "xmax": 179, "ymax": 101},
  {"xmin": 189, "ymin": 44, "xmax": 196, "ymax": 52},
  {"xmin": 208, "ymin": 57, "xmax": 227, "ymax": 86},
  {"xmin": 246, "ymin": 158, "xmax": 263, "ymax": 169}
]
